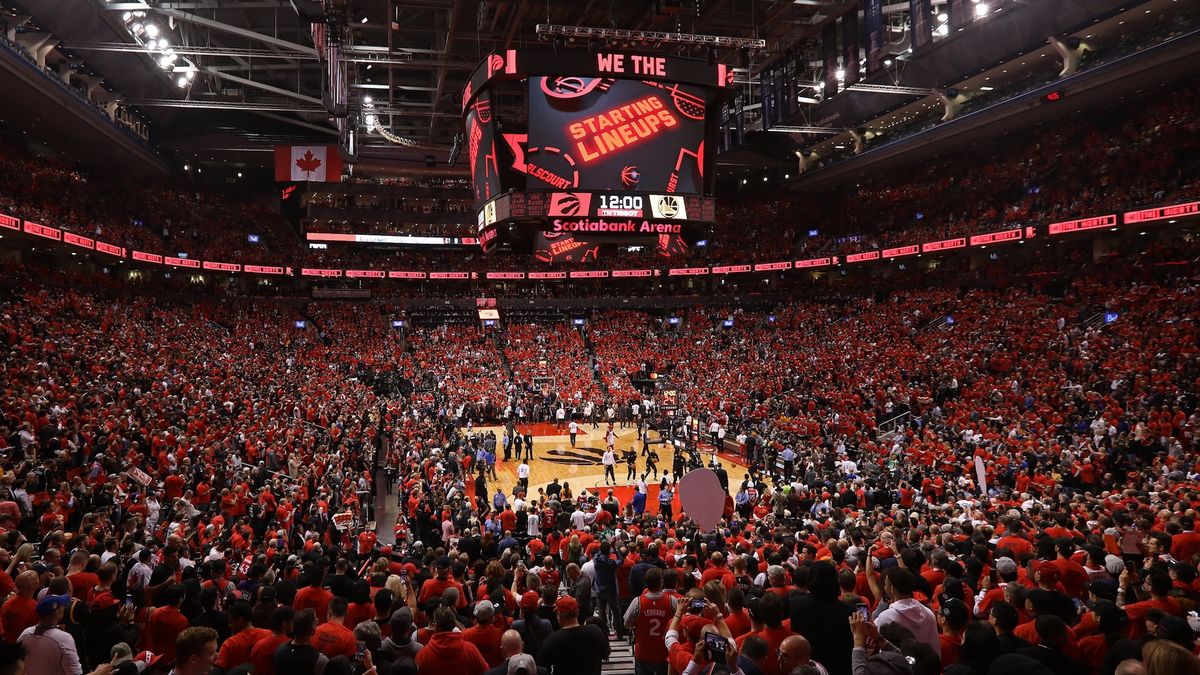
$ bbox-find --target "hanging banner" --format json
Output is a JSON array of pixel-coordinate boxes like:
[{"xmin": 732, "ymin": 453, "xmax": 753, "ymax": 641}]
[
  {"xmin": 822, "ymin": 23, "xmax": 840, "ymax": 93},
  {"xmin": 842, "ymin": 5, "xmax": 860, "ymax": 87},
  {"xmin": 865, "ymin": 0, "xmax": 884, "ymax": 75},
  {"xmin": 910, "ymin": 0, "xmax": 934, "ymax": 51},
  {"xmin": 948, "ymin": 0, "xmax": 971, "ymax": 31}
]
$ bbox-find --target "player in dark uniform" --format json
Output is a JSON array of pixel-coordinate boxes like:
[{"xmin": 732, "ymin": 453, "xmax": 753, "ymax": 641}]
[
  {"xmin": 646, "ymin": 448, "xmax": 660, "ymax": 479},
  {"xmin": 624, "ymin": 448, "xmax": 638, "ymax": 482}
]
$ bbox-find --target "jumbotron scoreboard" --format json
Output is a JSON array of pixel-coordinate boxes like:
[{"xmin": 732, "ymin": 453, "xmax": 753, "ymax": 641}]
[{"xmin": 462, "ymin": 49, "xmax": 731, "ymax": 258}]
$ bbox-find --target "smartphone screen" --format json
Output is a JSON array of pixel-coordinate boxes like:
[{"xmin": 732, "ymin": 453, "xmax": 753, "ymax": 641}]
[
  {"xmin": 355, "ymin": 641, "xmax": 367, "ymax": 663},
  {"xmin": 856, "ymin": 603, "xmax": 870, "ymax": 621},
  {"xmin": 704, "ymin": 633, "xmax": 726, "ymax": 662}
]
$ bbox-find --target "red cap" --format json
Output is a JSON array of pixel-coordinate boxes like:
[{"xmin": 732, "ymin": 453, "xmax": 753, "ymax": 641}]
[
  {"xmin": 555, "ymin": 595, "xmax": 579, "ymax": 615},
  {"xmin": 520, "ymin": 591, "xmax": 540, "ymax": 611},
  {"xmin": 680, "ymin": 614, "xmax": 712, "ymax": 642},
  {"xmin": 1038, "ymin": 561, "xmax": 1059, "ymax": 583}
]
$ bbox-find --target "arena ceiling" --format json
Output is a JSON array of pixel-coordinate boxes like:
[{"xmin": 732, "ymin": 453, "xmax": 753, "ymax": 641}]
[{"xmin": 15, "ymin": 0, "xmax": 851, "ymax": 169}]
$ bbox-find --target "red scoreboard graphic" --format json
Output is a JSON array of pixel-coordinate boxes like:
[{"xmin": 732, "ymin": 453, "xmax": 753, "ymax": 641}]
[{"xmin": 525, "ymin": 77, "xmax": 708, "ymax": 194}]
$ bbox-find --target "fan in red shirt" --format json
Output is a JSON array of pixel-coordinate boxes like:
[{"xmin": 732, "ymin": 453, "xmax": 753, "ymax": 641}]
[
  {"xmin": 312, "ymin": 597, "xmax": 358, "ymax": 658},
  {"xmin": 415, "ymin": 607, "xmax": 489, "ymax": 675},
  {"xmin": 215, "ymin": 602, "xmax": 271, "ymax": 670},
  {"xmin": 294, "ymin": 566, "xmax": 335, "ymax": 622}
]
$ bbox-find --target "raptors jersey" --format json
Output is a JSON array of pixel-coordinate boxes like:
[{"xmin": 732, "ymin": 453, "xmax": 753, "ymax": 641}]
[{"xmin": 634, "ymin": 591, "xmax": 673, "ymax": 662}]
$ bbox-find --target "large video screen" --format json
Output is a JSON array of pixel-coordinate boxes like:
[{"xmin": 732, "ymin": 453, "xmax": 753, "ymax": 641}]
[{"xmin": 526, "ymin": 77, "xmax": 708, "ymax": 194}]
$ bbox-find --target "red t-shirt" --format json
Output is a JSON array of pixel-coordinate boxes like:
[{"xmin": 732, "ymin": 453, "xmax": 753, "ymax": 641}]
[
  {"xmin": 293, "ymin": 586, "xmax": 334, "ymax": 622},
  {"xmin": 313, "ymin": 621, "xmax": 358, "ymax": 658},
  {"xmin": 250, "ymin": 634, "xmax": 292, "ymax": 675},
  {"xmin": 1, "ymin": 596, "xmax": 38, "ymax": 643},
  {"xmin": 216, "ymin": 627, "xmax": 271, "ymax": 669}
]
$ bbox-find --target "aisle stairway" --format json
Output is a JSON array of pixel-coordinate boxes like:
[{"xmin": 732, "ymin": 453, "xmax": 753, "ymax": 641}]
[
  {"xmin": 580, "ymin": 326, "xmax": 611, "ymax": 399},
  {"xmin": 603, "ymin": 633, "xmax": 635, "ymax": 675}
]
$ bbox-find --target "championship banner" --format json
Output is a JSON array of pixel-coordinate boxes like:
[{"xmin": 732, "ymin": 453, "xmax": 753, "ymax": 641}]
[
  {"xmin": 332, "ymin": 512, "xmax": 356, "ymax": 531},
  {"xmin": 274, "ymin": 145, "xmax": 343, "ymax": 182},
  {"xmin": 128, "ymin": 467, "xmax": 154, "ymax": 487}
]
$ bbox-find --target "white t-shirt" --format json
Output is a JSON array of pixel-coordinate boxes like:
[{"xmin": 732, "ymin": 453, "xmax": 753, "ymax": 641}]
[
  {"xmin": 569, "ymin": 421, "xmax": 578, "ymax": 434},
  {"xmin": 517, "ymin": 463, "xmax": 530, "ymax": 478}
]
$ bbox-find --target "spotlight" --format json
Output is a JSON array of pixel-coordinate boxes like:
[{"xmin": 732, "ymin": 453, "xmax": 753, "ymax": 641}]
[
  {"xmin": 122, "ymin": 12, "xmax": 132, "ymax": 22},
  {"xmin": 975, "ymin": 3, "xmax": 988, "ymax": 17},
  {"xmin": 237, "ymin": 172, "xmax": 243, "ymax": 178},
  {"xmin": 145, "ymin": 23, "xmax": 159, "ymax": 37},
  {"xmin": 937, "ymin": 13, "xmax": 948, "ymax": 22},
  {"xmin": 936, "ymin": 24, "xmax": 949, "ymax": 36},
  {"xmin": 159, "ymin": 55, "xmax": 176, "ymax": 69},
  {"xmin": 145, "ymin": 38, "xmax": 158, "ymax": 50},
  {"xmin": 360, "ymin": 15, "xmax": 369, "ymax": 23},
  {"xmin": 176, "ymin": 75, "xmax": 188, "ymax": 87},
  {"xmin": 363, "ymin": 95, "xmax": 373, "ymax": 104},
  {"xmin": 884, "ymin": 59, "xmax": 893, "ymax": 66},
  {"xmin": 835, "ymin": 68, "xmax": 845, "ymax": 80},
  {"xmin": 186, "ymin": 70, "xmax": 195, "ymax": 80},
  {"xmin": 131, "ymin": 22, "xmax": 144, "ymax": 34}
]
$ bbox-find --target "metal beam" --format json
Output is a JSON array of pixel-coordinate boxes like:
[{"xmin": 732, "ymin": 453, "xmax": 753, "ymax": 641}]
[
  {"xmin": 768, "ymin": 125, "xmax": 844, "ymax": 134},
  {"xmin": 106, "ymin": 1, "xmax": 292, "ymax": 8},
  {"xmin": 846, "ymin": 83, "xmax": 934, "ymax": 96},
  {"xmin": 203, "ymin": 68, "xmax": 322, "ymax": 105},
  {"xmin": 157, "ymin": 9, "xmax": 316, "ymax": 55},
  {"xmin": 130, "ymin": 98, "xmax": 324, "ymax": 112},
  {"xmin": 252, "ymin": 111, "xmax": 338, "ymax": 135},
  {"xmin": 61, "ymin": 42, "xmax": 473, "ymax": 68}
]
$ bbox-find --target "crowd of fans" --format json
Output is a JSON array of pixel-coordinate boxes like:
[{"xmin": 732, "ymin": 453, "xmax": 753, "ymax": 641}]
[{"xmin": 1, "ymin": 252, "xmax": 1198, "ymax": 675}]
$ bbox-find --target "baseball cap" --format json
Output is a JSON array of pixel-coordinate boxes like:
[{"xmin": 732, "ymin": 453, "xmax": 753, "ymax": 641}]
[
  {"xmin": 507, "ymin": 654, "xmax": 538, "ymax": 675},
  {"xmin": 111, "ymin": 643, "xmax": 134, "ymax": 664},
  {"xmin": 861, "ymin": 651, "xmax": 914, "ymax": 675},
  {"xmin": 554, "ymin": 595, "xmax": 579, "ymax": 615},
  {"xmin": 36, "ymin": 594, "xmax": 72, "ymax": 615},
  {"xmin": 520, "ymin": 591, "xmax": 540, "ymax": 611},
  {"xmin": 1037, "ymin": 561, "xmax": 1059, "ymax": 584},
  {"xmin": 938, "ymin": 598, "xmax": 968, "ymax": 625},
  {"xmin": 1104, "ymin": 554, "xmax": 1125, "ymax": 576},
  {"xmin": 31, "ymin": 563, "xmax": 50, "ymax": 575},
  {"xmin": 994, "ymin": 557, "xmax": 1017, "ymax": 576},
  {"xmin": 474, "ymin": 600, "xmax": 496, "ymax": 621}
]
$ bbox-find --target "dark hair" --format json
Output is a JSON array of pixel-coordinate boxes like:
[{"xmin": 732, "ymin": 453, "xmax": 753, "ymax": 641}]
[
  {"xmin": 885, "ymin": 568, "xmax": 917, "ymax": 596},
  {"xmin": 228, "ymin": 601, "xmax": 253, "ymax": 622},
  {"xmin": 989, "ymin": 602, "xmax": 1020, "ymax": 631},
  {"xmin": 755, "ymin": 591, "xmax": 784, "ymax": 628},
  {"xmin": 0, "ymin": 643, "xmax": 25, "ymax": 675},
  {"xmin": 959, "ymin": 621, "xmax": 1001, "ymax": 671},
  {"xmin": 740, "ymin": 635, "xmax": 768, "ymax": 661},
  {"xmin": 293, "ymin": 608, "xmax": 318, "ymax": 639},
  {"xmin": 645, "ymin": 568, "xmax": 664, "ymax": 592},
  {"xmin": 807, "ymin": 561, "xmax": 839, "ymax": 602},
  {"xmin": 270, "ymin": 606, "xmax": 295, "ymax": 632},
  {"xmin": 328, "ymin": 596, "xmax": 348, "ymax": 618}
]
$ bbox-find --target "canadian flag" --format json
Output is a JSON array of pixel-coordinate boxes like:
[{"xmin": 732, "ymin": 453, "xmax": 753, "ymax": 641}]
[{"xmin": 274, "ymin": 145, "xmax": 343, "ymax": 182}]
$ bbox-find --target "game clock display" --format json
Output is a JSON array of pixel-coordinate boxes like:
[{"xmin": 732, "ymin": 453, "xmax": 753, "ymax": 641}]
[
  {"xmin": 482, "ymin": 191, "xmax": 716, "ymax": 224},
  {"xmin": 524, "ymin": 77, "xmax": 709, "ymax": 194}
]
